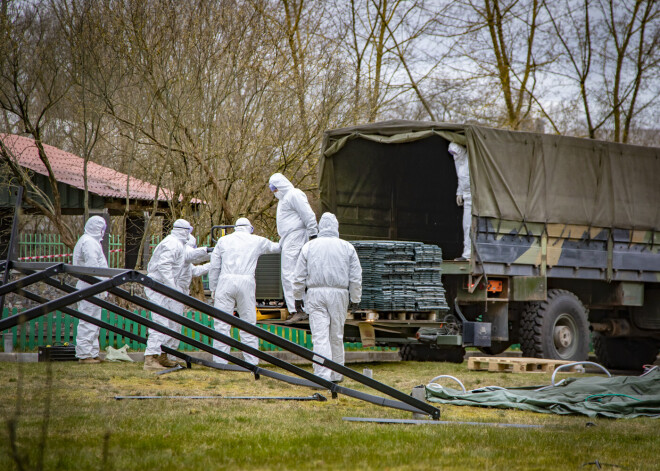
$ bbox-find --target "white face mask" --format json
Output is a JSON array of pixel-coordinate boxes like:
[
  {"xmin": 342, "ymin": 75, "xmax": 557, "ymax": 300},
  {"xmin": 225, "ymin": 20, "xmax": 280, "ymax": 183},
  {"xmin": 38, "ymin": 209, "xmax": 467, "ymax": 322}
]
[
  {"xmin": 172, "ymin": 226, "xmax": 190, "ymax": 241},
  {"xmin": 274, "ymin": 190, "xmax": 283, "ymax": 200}
]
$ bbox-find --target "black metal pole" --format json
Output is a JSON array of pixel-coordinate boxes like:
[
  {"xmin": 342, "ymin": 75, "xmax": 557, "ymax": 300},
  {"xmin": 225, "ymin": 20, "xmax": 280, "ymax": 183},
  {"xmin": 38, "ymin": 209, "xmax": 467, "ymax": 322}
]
[
  {"xmin": 15, "ymin": 271, "xmax": 424, "ymax": 413},
  {"xmin": 115, "ymin": 394, "xmax": 327, "ymax": 401},
  {"xmin": 16, "ymin": 287, "xmax": 147, "ymax": 346},
  {"xmin": 77, "ymin": 272, "xmax": 342, "ymax": 391},
  {"xmin": 160, "ymin": 349, "xmax": 324, "ymax": 389},
  {"xmin": 15, "ymin": 268, "xmax": 326, "ymax": 389},
  {"xmin": 136, "ymin": 274, "xmax": 441, "ymax": 418},
  {"xmin": 72, "ymin": 271, "xmax": 436, "ymax": 416},
  {"xmin": 11, "ymin": 270, "xmax": 259, "ymax": 371},
  {"xmin": 15, "ymin": 286, "xmax": 316, "ymax": 387},
  {"xmin": 14, "ymin": 275, "xmax": 323, "ymax": 389},
  {"xmin": 0, "ymin": 264, "xmax": 65, "ymax": 297},
  {"xmin": 0, "ymin": 186, "xmax": 23, "ymax": 316},
  {"xmin": 6, "ymin": 263, "xmax": 439, "ymax": 418},
  {"xmin": 0, "ymin": 274, "xmax": 124, "ymax": 332}
]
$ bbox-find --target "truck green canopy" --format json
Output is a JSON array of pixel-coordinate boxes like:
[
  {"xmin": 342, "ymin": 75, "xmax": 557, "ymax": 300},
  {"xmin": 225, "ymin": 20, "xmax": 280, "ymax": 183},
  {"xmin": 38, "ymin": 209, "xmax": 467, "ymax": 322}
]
[{"xmin": 320, "ymin": 120, "xmax": 660, "ymax": 231}]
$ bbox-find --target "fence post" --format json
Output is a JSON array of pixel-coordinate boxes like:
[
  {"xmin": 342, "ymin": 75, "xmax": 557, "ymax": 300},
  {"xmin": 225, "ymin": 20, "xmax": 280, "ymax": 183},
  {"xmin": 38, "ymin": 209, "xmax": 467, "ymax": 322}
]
[
  {"xmin": 46, "ymin": 312, "xmax": 53, "ymax": 346},
  {"xmin": 2, "ymin": 307, "xmax": 13, "ymax": 352},
  {"xmin": 72, "ymin": 317, "xmax": 79, "ymax": 344}
]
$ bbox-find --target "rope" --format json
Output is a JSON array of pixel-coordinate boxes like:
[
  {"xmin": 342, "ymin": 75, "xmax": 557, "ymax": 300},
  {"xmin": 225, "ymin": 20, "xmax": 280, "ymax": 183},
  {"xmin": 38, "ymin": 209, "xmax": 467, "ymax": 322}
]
[{"xmin": 18, "ymin": 248, "xmax": 122, "ymax": 261}]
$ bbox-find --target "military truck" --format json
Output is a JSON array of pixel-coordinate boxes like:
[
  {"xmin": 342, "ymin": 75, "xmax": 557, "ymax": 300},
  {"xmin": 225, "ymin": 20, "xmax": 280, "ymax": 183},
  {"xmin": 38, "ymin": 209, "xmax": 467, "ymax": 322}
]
[{"xmin": 295, "ymin": 120, "xmax": 658, "ymax": 370}]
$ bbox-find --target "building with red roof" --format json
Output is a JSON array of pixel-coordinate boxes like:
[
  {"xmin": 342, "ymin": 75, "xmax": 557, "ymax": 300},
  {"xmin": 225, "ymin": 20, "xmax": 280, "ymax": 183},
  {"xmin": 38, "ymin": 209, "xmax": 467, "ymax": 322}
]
[
  {"xmin": 0, "ymin": 134, "xmax": 195, "ymax": 267},
  {"xmin": 0, "ymin": 134, "xmax": 176, "ymax": 211}
]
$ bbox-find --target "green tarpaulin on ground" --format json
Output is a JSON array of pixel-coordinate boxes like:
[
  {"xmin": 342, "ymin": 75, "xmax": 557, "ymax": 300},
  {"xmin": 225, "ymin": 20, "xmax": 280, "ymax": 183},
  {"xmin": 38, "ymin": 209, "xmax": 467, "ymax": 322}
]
[{"xmin": 425, "ymin": 368, "xmax": 660, "ymax": 418}]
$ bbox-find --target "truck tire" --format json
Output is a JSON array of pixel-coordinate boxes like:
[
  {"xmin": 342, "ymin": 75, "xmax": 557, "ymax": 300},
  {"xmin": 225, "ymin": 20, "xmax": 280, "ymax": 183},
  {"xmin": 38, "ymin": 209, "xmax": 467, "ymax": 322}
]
[
  {"xmin": 478, "ymin": 341, "xmax": 512, "ymax": 356},
  {"xmin": 593, "ymin": 334, "xmax": 659, "ymax": 371},
  {"xmin": 399, "ymin": 344, "xmax": 465, "ymax": 363},
  {"xmin": 399, "ymin": 344, "xmax": 415, "ymax": 361},
  {"xmin": 431, "ymin": 346, "xmax": 466, "ymax": 363},
  {"xmin": 520, "ymin": 289, "xmax": 589, "ymax": 361}
]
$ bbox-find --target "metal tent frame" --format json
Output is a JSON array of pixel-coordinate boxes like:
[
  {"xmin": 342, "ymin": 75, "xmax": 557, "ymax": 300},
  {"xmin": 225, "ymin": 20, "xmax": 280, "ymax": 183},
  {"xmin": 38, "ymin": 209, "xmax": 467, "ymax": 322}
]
[{"xmin": 0, "ymin": 187, "xmax": 440, "ymax": 419}]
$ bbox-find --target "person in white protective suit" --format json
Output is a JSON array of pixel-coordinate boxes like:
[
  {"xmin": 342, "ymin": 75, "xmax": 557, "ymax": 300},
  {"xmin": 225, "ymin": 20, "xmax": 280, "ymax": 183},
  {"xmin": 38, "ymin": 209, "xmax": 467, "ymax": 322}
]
[
  {"xmin": 143, "ymin": 219, "xmax": 206, "ymax": 370},
  {"xmin": 268, "ymin": 173, "xmax": 318, "ymax": 324},
  {"xmin": 163, "ymin": 232, "xmax": 211, "ymax": 365},
  {"xmin": 72, "ymin": 216, "xmax": 109, "ymax": 364},
  {"xmin": 292, "ymin": 213, "xmax": 362, "ymax": 382},
  {"xmin": 448, "ymin": 142, "xmax": 472, "ymax": 261},
  {"xmin": 208, "ymin": 217, "xmax": 280, "ymax": 365}
]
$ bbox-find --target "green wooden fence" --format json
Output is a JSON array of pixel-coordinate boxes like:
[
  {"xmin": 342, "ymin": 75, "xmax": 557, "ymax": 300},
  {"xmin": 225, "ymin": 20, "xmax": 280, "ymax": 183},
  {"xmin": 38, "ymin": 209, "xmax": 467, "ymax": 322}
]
[
  {"xmin": 1, "ymin": 308, "xmax": 372, "ymax": 352},
  {"xmin": 17, "ymin": 233, "xmax": 124, "ymax": 267},
  {"xmin": 17, "ymin": 233, "xmax": 213, "ymax": 268},
  {"xmin": 8, "ymin": 234, "xmax": 381, "ymax": 353}
]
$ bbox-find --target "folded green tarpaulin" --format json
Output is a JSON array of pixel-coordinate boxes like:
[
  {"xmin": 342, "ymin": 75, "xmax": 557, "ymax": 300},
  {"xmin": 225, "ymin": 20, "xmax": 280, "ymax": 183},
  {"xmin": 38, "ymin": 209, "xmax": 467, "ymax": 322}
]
[{"xmin": 426, "ymin": 368, "xmax": 660, "ymax": 418}]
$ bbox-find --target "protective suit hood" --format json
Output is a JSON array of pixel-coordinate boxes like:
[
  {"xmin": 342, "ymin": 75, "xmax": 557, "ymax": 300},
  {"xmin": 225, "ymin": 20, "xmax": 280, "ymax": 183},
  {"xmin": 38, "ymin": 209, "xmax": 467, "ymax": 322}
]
[
  {"xmin": 171, "ymin": 219, "xmax": 191, "ymax": 242},
  {"xmin": 318, "ymin": 213, "xmax": 339, "ymax": 238},
  {"xmin": 234, "ymin": 217, "xmax": 254, "ymax": 234},
  {"xmin": 269, "ymin": 173, "xmax": 294, "ymax": 198},
  {"xmin": 84, "ymin": 216, "xmax": 106, "ymax": 241}
]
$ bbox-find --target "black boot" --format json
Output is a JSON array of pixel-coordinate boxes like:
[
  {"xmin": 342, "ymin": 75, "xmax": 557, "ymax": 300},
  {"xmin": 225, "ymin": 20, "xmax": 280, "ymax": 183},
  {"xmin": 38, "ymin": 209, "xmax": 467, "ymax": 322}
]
[{"xmin": 284, "ymin": 311, "xmax": 308, "ymax": 324}]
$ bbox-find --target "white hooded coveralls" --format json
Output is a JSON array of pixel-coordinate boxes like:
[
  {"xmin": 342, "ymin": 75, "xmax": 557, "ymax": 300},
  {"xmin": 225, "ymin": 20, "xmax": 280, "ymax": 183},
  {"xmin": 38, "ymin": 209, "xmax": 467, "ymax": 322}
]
[
  {"xmin": 292, "ymin": 213, "xmax": 362, "ymax": 381},
  {"xmin": 208, "ymin": 218, "xmax": 280, "ymax": 365},
  {"xmin": 178, "ymin": 235, "xmax": 210, "ymax": 296},
  {"xmin": 449, "ymin": 143, "xmax": 472, "ymax": 259},
  {"xmin": 144, "ymin": 219, "xmax": 202, "ymax": 356},
  {"xmin": 73, "ymin": 216, "xmax": 108, "ymax": 359},
  {"xmin": 268, "ymin": 173, "xmax": 318, "ymax": 314},
  {"xmin": 157, "ymin": 233, "xmax": 210, "ymax": 360}
]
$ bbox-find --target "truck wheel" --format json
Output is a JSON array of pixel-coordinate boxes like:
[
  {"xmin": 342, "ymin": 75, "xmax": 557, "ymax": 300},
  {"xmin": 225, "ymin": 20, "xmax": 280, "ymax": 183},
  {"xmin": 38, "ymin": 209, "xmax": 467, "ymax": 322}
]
[
  {"xmin": 398, "ymin": 344, "xmax": 465, "ymax": 363},
  {"xmin": 434, "ymin": 346, "xmax": 466, "ymax": 363},
  {"xmin": 399, "ymin": 344, "xmax": 415, "ymax": 361},
  {"xmin": 594, "ymin": 334, "xmax": 659, "ymax": 371},
  {"xmin": 520, "ymin": 289, "xmax": 589, "ymax": 361},
  {"xmin": 478, "ymin": 341, "xmax": 512, "ymax": 356}
]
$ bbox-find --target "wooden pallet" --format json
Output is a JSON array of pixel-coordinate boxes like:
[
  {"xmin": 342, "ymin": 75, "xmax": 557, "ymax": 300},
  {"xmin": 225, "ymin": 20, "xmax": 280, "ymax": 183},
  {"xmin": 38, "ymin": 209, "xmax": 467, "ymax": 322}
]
[
  {"xmin": 467, "ymin": 356, "xmax": 579, "ymax": 373},
  {"xmin": 346, "ymin": 310, "xmax": 443, "ymax": 321}
]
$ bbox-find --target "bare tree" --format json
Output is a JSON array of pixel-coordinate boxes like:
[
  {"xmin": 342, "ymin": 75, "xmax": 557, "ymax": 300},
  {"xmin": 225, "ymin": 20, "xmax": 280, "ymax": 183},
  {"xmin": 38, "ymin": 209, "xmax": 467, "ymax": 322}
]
[
  {"xmin": 544, "ymin": 0, "xmax": 660, "ymax": 143},
  {"xmin": 0, "ymin": 2, "xmax": 77, "ymax": 247},
  {"xmin": 51, "ymin": 0, "xmax": 109, "ymax": 221},
  {"xmin": 85, "ymin": 0, "xmax": 352, "ymax": 238},
  {"xmin": 434, "ymin": 0, "xmax": 556, "ymax": 129},
  {"xmin": 326, "ymin": 0, "xmax": 449, "ymax": 123},
  {"xmin": 3, "ymin": 0, "xmax": 659, "ymax": 256},
  {"xmin": 601, "ymin": 0, "xmax": 659, "ymax": 143}
]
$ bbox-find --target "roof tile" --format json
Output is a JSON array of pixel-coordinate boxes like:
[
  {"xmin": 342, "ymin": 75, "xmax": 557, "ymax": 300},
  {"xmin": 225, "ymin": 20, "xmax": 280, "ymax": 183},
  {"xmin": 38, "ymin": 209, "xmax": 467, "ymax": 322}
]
[{"xmin": 1, "ymin": 134, "xmax": 171, "ymax": 201}]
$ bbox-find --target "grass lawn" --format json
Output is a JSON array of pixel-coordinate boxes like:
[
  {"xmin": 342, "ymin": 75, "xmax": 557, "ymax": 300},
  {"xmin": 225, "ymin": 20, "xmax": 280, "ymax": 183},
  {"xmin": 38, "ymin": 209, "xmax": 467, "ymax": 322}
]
[{"xmin": 1, "ymin": 359, "xmax": 658, "ymax": 471}]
